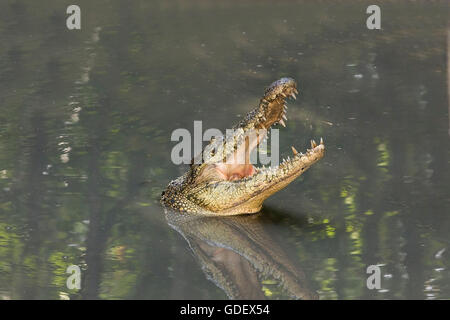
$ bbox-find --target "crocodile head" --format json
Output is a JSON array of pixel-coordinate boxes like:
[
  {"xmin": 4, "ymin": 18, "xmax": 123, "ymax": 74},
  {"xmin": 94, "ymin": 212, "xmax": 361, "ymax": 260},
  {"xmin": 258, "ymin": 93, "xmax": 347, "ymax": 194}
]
[{"xmin": 161, "ymin": 78, "xmax": 325, "ymax": 215}]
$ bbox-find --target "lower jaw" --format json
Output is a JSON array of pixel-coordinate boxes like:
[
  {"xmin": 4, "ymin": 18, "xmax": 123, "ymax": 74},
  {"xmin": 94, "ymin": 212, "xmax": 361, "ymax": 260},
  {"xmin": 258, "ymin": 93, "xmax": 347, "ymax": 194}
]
[{"xmin": 217, "ymin": 203, "xmax": 263, "ymax": 216}]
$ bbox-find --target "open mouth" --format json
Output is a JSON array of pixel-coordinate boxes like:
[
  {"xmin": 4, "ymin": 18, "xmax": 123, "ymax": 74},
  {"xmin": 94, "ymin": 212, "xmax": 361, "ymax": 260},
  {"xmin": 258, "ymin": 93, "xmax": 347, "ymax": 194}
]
[{"xmin": 212, "ymin": 78, "xmax": 324, "ymax": 182}]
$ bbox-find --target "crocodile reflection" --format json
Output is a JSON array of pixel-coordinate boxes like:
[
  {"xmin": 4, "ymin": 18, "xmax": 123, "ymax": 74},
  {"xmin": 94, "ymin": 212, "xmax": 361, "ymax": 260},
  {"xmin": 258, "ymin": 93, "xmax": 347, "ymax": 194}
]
[{"xmin": 165, "ymin": 209, "xmax": 318, "ymax": 299}]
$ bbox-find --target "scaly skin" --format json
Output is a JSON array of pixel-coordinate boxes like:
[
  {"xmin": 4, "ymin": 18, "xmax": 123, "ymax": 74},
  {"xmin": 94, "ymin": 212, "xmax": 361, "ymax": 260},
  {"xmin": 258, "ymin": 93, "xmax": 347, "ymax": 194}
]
[{"xmin": 161, "ymin": 78, "xmax": 325, "ymax": 215}]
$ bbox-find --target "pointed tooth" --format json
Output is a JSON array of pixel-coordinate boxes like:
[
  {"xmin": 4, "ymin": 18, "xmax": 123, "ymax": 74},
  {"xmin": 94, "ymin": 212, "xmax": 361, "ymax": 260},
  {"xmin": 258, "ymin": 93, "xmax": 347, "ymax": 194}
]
[
  {"xmin": 284, "ymin": 104, "xmax": 288, "ymax": 110},
  {"xmin": 291, "ymin": 146, "xmax": 298, "ymax": 155},
  {"xmin": 320, "ymin": 137, "xmax": 324, "ymax": 145},
  {"xmin": 279, "ymin": 119, "xmax": 286, "ymax": 127},
  {"xmin": 282, "ymin": 114, "xmax": 287, "ymax": 121},
  {"xmin": 281, "ymin": 93, "xmax": 287, "ymax": 98},
  {"xmin": 291, "ymin": 93, "xmax": 297, "ymax": 100},
  {"xmin": 293, "ymin": 88, "xmax": 299, "ymax": 94}
]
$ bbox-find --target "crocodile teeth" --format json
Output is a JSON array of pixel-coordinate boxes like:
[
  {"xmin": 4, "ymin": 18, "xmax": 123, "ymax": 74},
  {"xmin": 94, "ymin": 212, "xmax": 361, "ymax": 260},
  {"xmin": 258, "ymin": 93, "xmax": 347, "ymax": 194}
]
[
  {"xmin": 281, "ymin": 93, "xmax": 287, "ymax": 98},
  {"xmin": 291, "ymin": 93, "xmax": 297, "ymax": 100},
  {"xmin": 294, "ymin": 88, "xmax": 299, "ymax": 94},
  {"xmin": 320, "ymin": 137, "xmax": 324, "ymax": 144},
  {"xmin": 282, "ymin": 114, "xmax": 287, "ymax": 121},
  {"xmin": 311, "ymin": 140, "xmax": 317, "ymax": 148},
  {"xmin": 279, "ymin": 119, "xmax": 286, "ymax": 127},
  {"xmin": 283, "ymin": 104, "xmax": 288, "ymax": 110},
  {"xmin": 291, "ymin": 146, "xmax": 298, "ymax": 155}
]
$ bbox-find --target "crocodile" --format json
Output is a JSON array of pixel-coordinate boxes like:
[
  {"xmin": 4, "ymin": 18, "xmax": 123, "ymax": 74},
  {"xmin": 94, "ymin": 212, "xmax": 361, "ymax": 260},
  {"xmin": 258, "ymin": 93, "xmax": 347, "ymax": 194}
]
[
  {"xmin": 165, "ymin": 208, "xmax": 318, "ymax": 299},
  {"xmin": 161, "ymin": 78, "xmax": 325, "ymax": 215}
]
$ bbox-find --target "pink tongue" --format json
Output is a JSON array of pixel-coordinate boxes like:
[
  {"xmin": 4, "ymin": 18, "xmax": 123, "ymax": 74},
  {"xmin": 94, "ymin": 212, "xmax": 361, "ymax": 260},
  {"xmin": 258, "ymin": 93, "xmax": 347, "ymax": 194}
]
[{"xmin": 215, "ymin": 163, "xmax": 256, "ymax": 181}]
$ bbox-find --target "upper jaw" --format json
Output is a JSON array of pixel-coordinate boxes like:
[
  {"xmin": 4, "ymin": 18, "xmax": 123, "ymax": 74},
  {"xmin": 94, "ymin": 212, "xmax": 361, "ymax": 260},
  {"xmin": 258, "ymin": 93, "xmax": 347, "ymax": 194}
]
[
  {"xmin": 195, "ymin": 77, "xmax": 323, "ymax": 185},
  {"xmin": 242, "ymin": 77, "xmax": 298, "ymax": 131},
  {"xmin": 223, "ymin": 77, "xmax": 299, "ymax": 164},
  {"xmin": 196, "ymin": 78, "xmax": 298, "ymax": 168}
]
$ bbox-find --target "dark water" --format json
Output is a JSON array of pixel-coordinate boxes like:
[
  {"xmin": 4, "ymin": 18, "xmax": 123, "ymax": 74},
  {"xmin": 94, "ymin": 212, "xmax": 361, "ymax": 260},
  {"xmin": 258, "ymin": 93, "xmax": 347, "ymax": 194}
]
[{"xmin": 0, "ymin": 0, "xmax": 449, "ymax": 300}]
